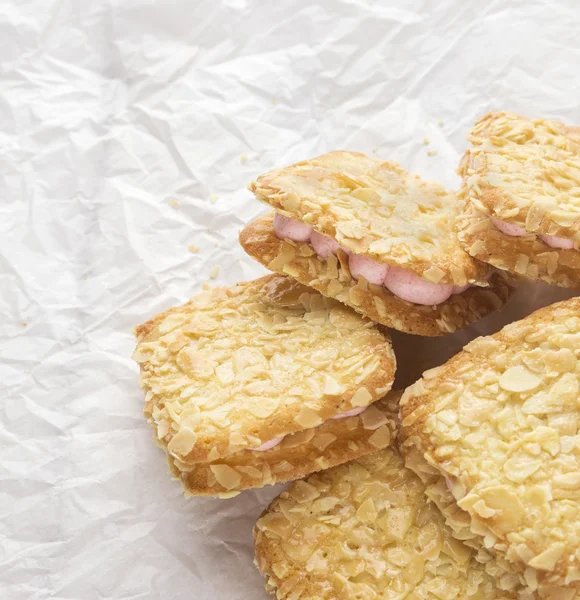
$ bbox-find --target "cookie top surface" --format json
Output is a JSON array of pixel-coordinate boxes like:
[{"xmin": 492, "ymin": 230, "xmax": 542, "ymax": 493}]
[
  {"xmin": 250, "ymin": 151, "xmax": 487, "ymax": 285},
  {"xmin": 400, "ymin": 297, "xmax": 580, "ymax": 589},
  {"xmin": 254, "ymin": 448, "xmax": 518, "ymax": 600},
  {"xmin": 462, "ymin": 111, "xmax": 580, "ymax": 238},
  {"xmin": 133, "ymin": 274, "xmax": 395, "ymax": 463}
]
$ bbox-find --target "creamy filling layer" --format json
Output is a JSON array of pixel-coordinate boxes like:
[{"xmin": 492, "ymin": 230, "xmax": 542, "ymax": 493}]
[
  {"xmin": 249, "ymin": 406, "xmax": 367, "ymax": 452},
  {"xmin": 490, "ymin": 216, "xmax": 576, "ymax": 250},
  {"xmin": 273, "ymin": 213, "xmax": 471, "ymax": 306}
]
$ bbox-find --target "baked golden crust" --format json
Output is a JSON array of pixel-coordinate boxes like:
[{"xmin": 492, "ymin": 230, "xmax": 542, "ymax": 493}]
[
  {"xmin": 460, "ymin": 111, "xmax": 580, "ymax": 239},
  {"xmin": 250, "ymin": 150, "xmax": 489, "ymax": 285},
  {"xmin": 400, "ymin": 297, "xmax": 580, "ymax": 593},
  {"xmin": 254, "ymin": 447, "xmax": 523, "ymax": 600},
  {"xmin": 171, "ymin": 393, "xmax": 400, "ymax": 497},
  {"xmin": 240, "ymin": 213, "xmax": 514, "ymax": 337},
  {"xmin": 133, "ymin": 274, "xmax": 395, "ymax": 464},
  {"xmin": 457, "ymin": 199, "xmax": 580, "ymax": 288}
]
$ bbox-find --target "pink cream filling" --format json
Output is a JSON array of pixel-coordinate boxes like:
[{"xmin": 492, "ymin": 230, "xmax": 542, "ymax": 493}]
[
  {"xmin": 491, "ymin": 217, "xmax": 575, "ymax": 249},
  {"xmin": 538, "ymin": 234, "xmax": 575, "ymax": 250},
  {"xmin": 249, "ymin": 407, "xmax": 367, "ymax": 452},
  {"xmin": 273, "ymin": 214, "xmax": 466, "ymax": 306}
]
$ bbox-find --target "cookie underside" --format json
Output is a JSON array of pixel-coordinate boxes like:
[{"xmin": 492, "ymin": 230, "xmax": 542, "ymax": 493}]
[
  {"xmin": 240, "ymin": 214, "xmax": 514, "ymax": 337},
  {"xmin": 400, "ymin": 297, "xmax": 580, "ymax": 593}
]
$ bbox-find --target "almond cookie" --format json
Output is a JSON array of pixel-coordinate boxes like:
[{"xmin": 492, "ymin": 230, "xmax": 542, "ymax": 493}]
[
  {"xmin": 400, "ymin": 297, "xmax": 580, "ymax": 596},
  {"xmin": 254, "ymin": 444, "xmax": 528, "ymax": 599},
  {"xmin": 132, "ymin": 274, "xmax": 396, "ymax": 496},
  {"xmin": 171, "ymin": 393, "xmax": 399, "ymax": 497},
  {"xmin": 458, "ymin": 112, "xmax": 580, "ymax": 288},
  {"xmin": 241, "ymin": 213, "xmax": 513, "ymax": 336},
  {"xmin": 243, "ymin": 151, "xmax": 513, "ymax": 336}
]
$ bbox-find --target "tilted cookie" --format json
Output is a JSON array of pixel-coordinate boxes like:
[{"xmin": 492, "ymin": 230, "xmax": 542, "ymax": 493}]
[
  {"xmin": 400, "ymin": 297, "xmax": 580, "ymax": 596},
  {"xmin": 458, "ymin": 111, "xmax": 580, "ymax": 288},
  {"xmin": 132, "ymin": 274, "xmax": 396, "ymax": 496},
  {"xmin": 254, "ymin": 444, "xmax": 527, "ymax": 599},
  {"xmin": 242, "ymin": 151, "xmax": 513, "ymax": 336}
]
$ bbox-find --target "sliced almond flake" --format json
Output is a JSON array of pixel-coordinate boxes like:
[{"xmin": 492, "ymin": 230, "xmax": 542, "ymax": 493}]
[
  {"xmin": 268, "ymin": 242, "xmax": 296, "ymax": 270},
  {"xmin": 167, "ymin": 427, "xmax": 197, "ymax": 457},
  {"xmin": 350, "ymin": 386, "xmax": 373, "ymax": 407},
  {"xmin": 294, "ymin": 407, "xmax": 324, "ymax": 429},
  {"xmin": 514, "ymin": 254, "xmax": 530, "ymax": 274},
  {"xmin": 528, "ymin": 542, "xmax": 566, "ymax": 571},
  {"xmin": 499, "ymin": 366, "xmax": 541, "ymax": 392},
  {"xmin": 367, "ymin": 425, "xmax": 391, "ymax": 448},
  {"xmin": 323, "ymin": 375, "xmax": 348, "ymax": 396},
  {"xmin": 356, "ymin": 497, "xmax": 378, "ymax": 523},
  {"xmin": 311, "ymin": 433, "xmax": 337, "ymax": 451},
  {"xmin": 210, "ymin": 464, "xmax": 242, "ymax": 490},
  {"xmin": 288, "ymin": 480, "xmax": 320, "ymax": 503},
  {"xmin": 361, "ymin": 405, "xmax": 388, "ymax": 430}
]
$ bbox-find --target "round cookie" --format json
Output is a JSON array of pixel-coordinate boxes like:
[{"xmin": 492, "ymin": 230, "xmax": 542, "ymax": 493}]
[
  {"xmin": 240, "ymin": 213, "xmax": 514, "ymax": 337},
  {"xmin": 132, "ymin": 274, "xmax": 395, "ymax": 481},
  {"xmin": 400, "ymin": 297, "xmax": 580, "ymax": 595},
  {"xmin": 254, "ymin": 447, "xmax": 526, "ymax": 599}
]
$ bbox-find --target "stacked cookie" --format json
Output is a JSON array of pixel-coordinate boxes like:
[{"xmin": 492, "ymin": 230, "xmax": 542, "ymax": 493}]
[
  {"xmin": 133, "ymin": 275, "xmax": 396, "ymax": 497},
  {"xmin": 133, "ymin": 112, "xmax": 580, "ymax": 598},
  {"xmin": 458, "ymin": 112, "xmax": 580, "ymax": 287},
  {"xmin": 241, "ymin": 150, "xmax": 512, "ymax": 336},
  {"xmin": 252, "ymin": 114, "xmax": 580, "ymax": 599}
]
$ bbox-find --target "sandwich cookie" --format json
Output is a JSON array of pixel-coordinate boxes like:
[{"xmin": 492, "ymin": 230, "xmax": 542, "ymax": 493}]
[
  {"xmin": 132, "ymin": 274, "xmax": 396, "ymax": 497},
  {"xmin": 241, "ymin": 151, "xmax": 513, "ymax": 337},
  {"xmin": 255, "ymin": 442, "xmax": 527, "ymax": 599},
  {"xmin": 458, "ymin": 111, "xmax": 580, "ymax": 288},
  {"xmin": 400, "ymin": 297, "xmax": 580, "ymax": 596}
]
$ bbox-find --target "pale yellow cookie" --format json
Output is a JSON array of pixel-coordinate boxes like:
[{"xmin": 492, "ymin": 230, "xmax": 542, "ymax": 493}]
[
  {"xmin": 250, "ymin": 150, "xmax": 489, "ymax": 285},
  {"xmin": 458, "ymin": 112, "xmax": 580, "ymax": 288},
  {"xmin": 400, "ymin": 297, "xmax": 580, "ymax": 595},
  {"xmin": 254, "ymin": 446, "xmax": 527, "ymax": 599},
  {"xmin": 171, "ymin": 393, "xmax": 400, "ymax": 497},
  {"xmin": 132, "ymin": 274, "xmax": 395, "ymax": 491},
  {"xmin": 240, "ymin": 213, "xmax": 514, "ymax": 337}
]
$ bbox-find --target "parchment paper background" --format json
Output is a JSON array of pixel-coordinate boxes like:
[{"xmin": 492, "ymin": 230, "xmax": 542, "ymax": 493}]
[{"xmin": 1, "ymin": 1, "xmax": 579, "ymax": 598}]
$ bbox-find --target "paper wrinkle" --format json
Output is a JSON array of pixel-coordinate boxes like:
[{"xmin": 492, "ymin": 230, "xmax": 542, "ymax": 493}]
[{"xmin": 2, "ymin": 1, "xmax": 580, "ymax": 598}]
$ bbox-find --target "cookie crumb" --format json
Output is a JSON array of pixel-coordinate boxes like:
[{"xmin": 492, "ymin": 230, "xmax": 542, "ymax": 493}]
[
  {"xmin": 209, "ymin": 193, "xmax": 218, "ymax": 204},
  {"xmin": 188, "ymin": 245, "xmax": 200, "ymax": 254},
  {"xmin": 241, "ymin": 155, "xmax": 248, "ymax": 164},
  {"xmin": 20, "ymin": 320, "xmax": 28, "ymax": 327},
  {"xmin": 169, "ymin": 198, "xmax": 180, "ymax": 208},
  {"xmin": 423, "ymin": 137, "xmax": 430, "ymax": 146},
  {"xmin": 214, "ymin": 241, "xmax": 220, "ymax": 248},
  {"xmin": 202, "ymin": 283, "xmax": 211, "ymax": 290},
  {"xmin": 427, "ymin": 149, "xmax": 438, "ymax": 157},
  {"xmin": 271, "ymin": 97, "xmax": 277, "ymax": 105},
  {"xmin": 209, "ymin": 265, "xmax": 220, "ymax": 279},
  {"xmin": 438, "ymin": 118, "xmax": 445, "ymax": 126}
]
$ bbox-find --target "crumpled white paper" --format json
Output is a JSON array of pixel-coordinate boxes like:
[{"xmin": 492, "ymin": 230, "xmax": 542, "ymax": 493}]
[{"xmin": 2, "ymin": 1, "xmax": 579, "ymax": 598}]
